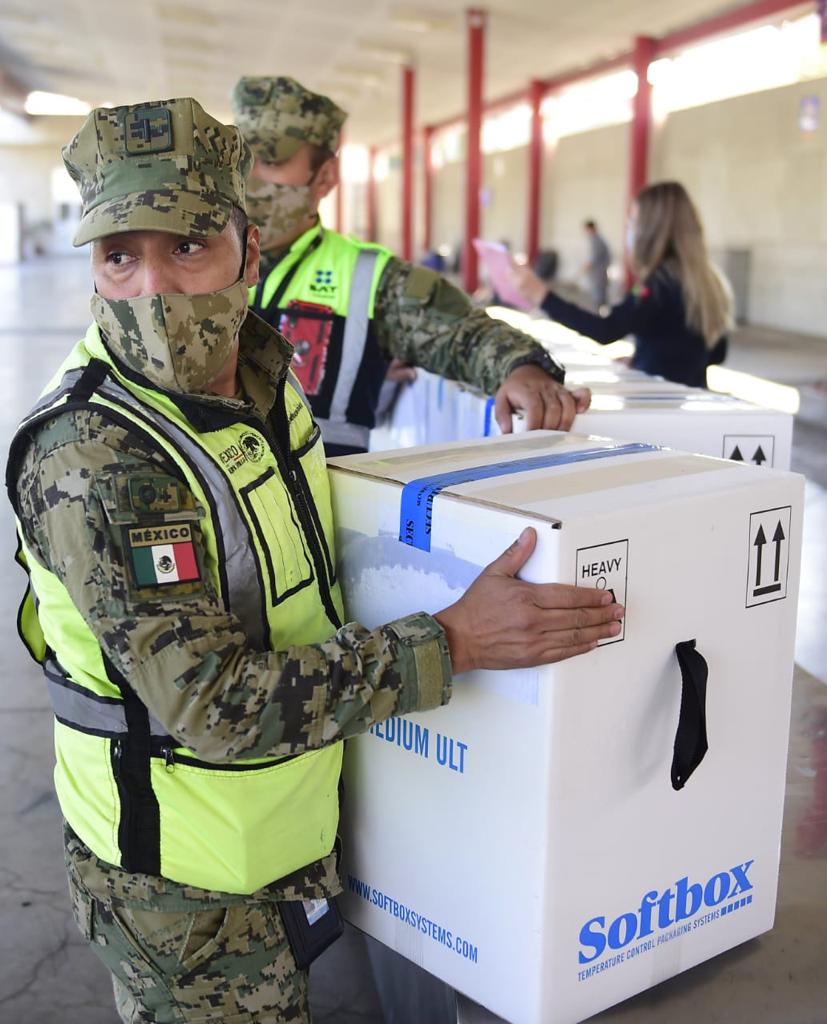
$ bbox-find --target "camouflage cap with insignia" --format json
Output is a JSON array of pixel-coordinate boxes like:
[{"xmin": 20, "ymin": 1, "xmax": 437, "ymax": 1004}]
[
  {"xmin": 231, "ymin": 77, "xmax": 347, "ymax": 163},
  {"xmin": 62, "ymin": 97, "xmax": 253, "ymax": 246}
]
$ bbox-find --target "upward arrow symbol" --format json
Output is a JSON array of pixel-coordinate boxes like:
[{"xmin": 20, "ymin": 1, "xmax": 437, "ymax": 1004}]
[
  {"xmin": 752, "ymin": 445, "xmax": 767, "ymax": 466},
  {"xmin": 731, "ymin": 445, "xmax": 744, "ymax": 462},
  {"xmin": 772, "ymin": 520, "xmax": 785, "ymax": 581},
  {"xmin": 754, "ymin": 524, "xmax": 767, "ymax": 587}
]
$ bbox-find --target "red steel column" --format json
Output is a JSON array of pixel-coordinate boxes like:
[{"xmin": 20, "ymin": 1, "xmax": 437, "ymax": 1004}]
[
  {"xmin": 401, "ymin": 64, "xmax": 415, "ymax": 261},
  {"xmin": 422, "ymin": 124, "xmax": 434, "ymax": 253},
  {"xmin": 367, "ymin": 146, "xmax": 377, "ymax": 242},
  {"xmin": 627, "ymin": 36, "xmax": 655, "ymax": 285},
  {"xmin": 526, "ymin": 78, "xmax": 544, "ymax": 265},
  {"xmin": 335, "ymin": 129, "xmax": 344, "ymax": 233},
  {"xmin": 463, "ymin": 7, "xmax": 486, "ymax": 293},
  {"xmin": 628, "ymin": 37, "xmax": 655, "ymax": 209}
]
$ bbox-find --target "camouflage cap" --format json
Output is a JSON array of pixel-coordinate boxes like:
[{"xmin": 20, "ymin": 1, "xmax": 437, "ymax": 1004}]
[
  {"xmin": 62, "ymin": 97, "xmax": 253, "ymax": 246},
  {"xmin": 231, "ymin": 77, "xmax": 347, "ymax": 163}
]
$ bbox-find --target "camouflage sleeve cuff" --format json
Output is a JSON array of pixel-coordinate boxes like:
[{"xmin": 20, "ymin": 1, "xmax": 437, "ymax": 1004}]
[
  {"xmin": 502, "ymin": 345, "xmax": 566, "ymax": 385},
  {"xmin": 385, "ymin": 612, "xmax": 452, "ymax": 715}
]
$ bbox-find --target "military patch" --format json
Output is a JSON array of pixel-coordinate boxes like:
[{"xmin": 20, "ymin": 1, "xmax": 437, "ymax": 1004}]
[
  {"xmin": 126, "ymin": 523, "xmax": 200, "ymax": 586},
  {"xmin": 124, "ymin": 107, "xmax": 174, "ymax": 156},
  {"xmin": 401, "ymin": 266, "xmax": 439, "ymax": 306},
  {"xmin": 239, "ymin": 432, "xmax": 265, "ymax": 463},
  {"xmin": 128, "ymin": 475, "xmax": 181, "ymax": 514}
]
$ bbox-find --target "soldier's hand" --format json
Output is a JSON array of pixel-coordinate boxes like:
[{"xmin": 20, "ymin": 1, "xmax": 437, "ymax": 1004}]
[
  {"xmin": 386, "ymin": 358, "xmax": 417, "ymax": 384},
  {"xmin": 434, "ymin": 527, "xmax": 624, "ymax": 675},
  {"xmin": 495, "ymin": 364, "xmax": 591, "ymax": 433}
]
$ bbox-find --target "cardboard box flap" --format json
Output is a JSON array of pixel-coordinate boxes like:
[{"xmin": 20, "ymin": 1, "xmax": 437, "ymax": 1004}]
[{"xmin": 330, "ymin": 432, "xmax": 744, "ymax": 552}]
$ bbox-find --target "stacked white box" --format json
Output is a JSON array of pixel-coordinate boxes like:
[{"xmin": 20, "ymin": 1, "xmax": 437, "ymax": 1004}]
[
  {"xmin": 371, "ymin": 373, "xmax": 464, "ymax": 452},
  {"xmin": 451, "ymin": 384, "xmax": 793, "ymax": 470},
  {"xmin": 329, "ymin": 433, "xmax": 802, "ymax": 1024}
]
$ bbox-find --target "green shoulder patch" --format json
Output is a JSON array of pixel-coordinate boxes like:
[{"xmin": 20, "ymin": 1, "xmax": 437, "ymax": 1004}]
[
  {"xmin": 95, "ymin": 470, "xmax": 200, "ymax": 527},
  {"xmin": 403, "ymin": 266, "xmax": 439, "ymax": 303},
  {"xmin": 128, "ymin": 474, "xmax": 182, "ymax": 514}
]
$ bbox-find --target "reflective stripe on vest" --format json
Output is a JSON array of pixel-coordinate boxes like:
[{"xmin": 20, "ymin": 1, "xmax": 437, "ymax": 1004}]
[
  {"xmin": 313, "ymin": 248, "xmax": 378, "ymax": 450},
  {"xmin": 312, "ymin": 417, "xmax": 371, "ymax": 450},
  {"xmin": 45, "ymin": 659, "xmax": 172, "ymax": 738},
  {"xmin": 328, "ymin": 249, "xmax": 378, "ymax": 424}
]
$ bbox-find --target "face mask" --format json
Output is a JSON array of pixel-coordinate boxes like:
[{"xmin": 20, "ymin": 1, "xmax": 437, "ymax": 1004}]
[
  {"xmin": 91, "ymin": 276, "xmax": 250, "ymax": 395},
  {"xmin": 625, "ymin": 223, "xmax": 636, "ymax": 255},
  {"xmin": 246, "ymin": 176, "xmax": 317, "ymax": 252}
]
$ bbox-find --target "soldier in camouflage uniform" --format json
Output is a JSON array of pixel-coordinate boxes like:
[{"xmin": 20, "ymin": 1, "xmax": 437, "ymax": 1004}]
[
  {"xmin": 232, "ymin": 77, "xmax": 591, "ymax": 456},
  {"xmin": 6, "ymin": 96, "xmax": 623, "ymax": 1023}
]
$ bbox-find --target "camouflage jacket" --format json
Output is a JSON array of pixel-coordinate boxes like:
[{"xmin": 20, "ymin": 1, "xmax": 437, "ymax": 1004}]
[
  {"xmin": 259, "ymin": 224, "xmax": 565, "ymax": 397},
  {"xmin": 12, "ymin": 317, "xmax": 452, "ymax": 906}
]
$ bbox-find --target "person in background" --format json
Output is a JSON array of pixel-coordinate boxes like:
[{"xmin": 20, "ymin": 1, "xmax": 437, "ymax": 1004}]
[
  {"xmin": 582, "ymin": 218, "xmax": 611, "ymax": 310},
  {"xmin": 532, "ymin": 247, "xmax": 559, "ymax": 287},
  {"xmin": 514, "ymin": 183, "xmax": 733, "ymax": 388},
  {"xmin": 232, "ymin": 77, "xmax": 590, "ymax": 455}
]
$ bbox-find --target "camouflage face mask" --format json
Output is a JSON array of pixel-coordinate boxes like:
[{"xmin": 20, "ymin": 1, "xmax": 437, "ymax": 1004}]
[
  {"xmin": 246, "ymin": 178, "xmax": 316, "ymax": 252},
  {"xmin": 91, "ymin": 276, "xmax": 250, "ymax": 395}
]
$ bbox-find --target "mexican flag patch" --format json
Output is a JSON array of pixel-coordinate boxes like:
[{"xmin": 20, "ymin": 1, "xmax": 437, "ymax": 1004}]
[{"xmin": 127, "ymin": 524, "xmax": 200, "ymax": 586}]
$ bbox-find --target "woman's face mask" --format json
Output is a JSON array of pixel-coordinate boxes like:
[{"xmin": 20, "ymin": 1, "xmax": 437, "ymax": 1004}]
[{"xmin": 91, "ymin": 275, "xmax": 250, "ymax": 395}]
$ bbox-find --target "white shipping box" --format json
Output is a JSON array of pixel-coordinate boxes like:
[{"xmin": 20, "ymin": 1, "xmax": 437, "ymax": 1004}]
[
  {"xmin": 371, "ymin": 371, "xmax": 793, "ymax": 470},
  {"xmin": 329, "ymin": 433, "xmax": 803, "ymax": 1024},
  {"xmin": 465, "ymin": 386, "xmax": 793, "ymax": 470}
]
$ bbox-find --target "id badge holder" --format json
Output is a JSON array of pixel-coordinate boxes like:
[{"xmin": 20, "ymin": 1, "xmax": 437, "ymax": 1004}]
[
  {"xmin": 278, "ymin": 895, "xmax": 344, "ymax": 970},
  {"xmin": 278, "ymin": 300, "xmax": 335, "ymax": 396}
]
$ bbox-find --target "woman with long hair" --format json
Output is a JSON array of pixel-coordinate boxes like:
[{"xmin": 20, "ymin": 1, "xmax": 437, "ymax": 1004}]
[{"xmin": 513, "ymin": 181, "xmax": 733, "ymax": 387}]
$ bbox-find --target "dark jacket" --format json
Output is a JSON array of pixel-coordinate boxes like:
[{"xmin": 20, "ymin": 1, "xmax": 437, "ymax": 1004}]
[{"xmin": 541, "ymin": 267, "xmax": 726, "ymax": 388}]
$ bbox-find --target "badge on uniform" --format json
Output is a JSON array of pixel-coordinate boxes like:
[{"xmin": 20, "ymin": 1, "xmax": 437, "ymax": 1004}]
[
  {"xmin": 126, "ymin": 523, "xmax": 200, "ymax": 587},
  {"xmin": 124, "ymin": 107, "xmax": 174, "ymax": 156}
]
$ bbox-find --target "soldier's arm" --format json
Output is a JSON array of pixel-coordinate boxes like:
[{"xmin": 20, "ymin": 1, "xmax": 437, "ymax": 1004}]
[
  {"xmin": 14, "ymin": 411, "xmax": 451, "ymax": 764},
  {"xmin": 372, "ymin": 257, "xmax": 565, "ymax": 396}
]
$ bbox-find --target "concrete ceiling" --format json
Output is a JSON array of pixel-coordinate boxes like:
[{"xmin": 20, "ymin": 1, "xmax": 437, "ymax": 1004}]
[{"xmin": 0, "ymin": 0, "xmax": 791, "ymax": 145}]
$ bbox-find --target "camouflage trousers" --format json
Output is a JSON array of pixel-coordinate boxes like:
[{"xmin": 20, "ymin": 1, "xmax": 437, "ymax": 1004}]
[{"xmin": 67, "ymin": 856, "xmax": 311, "ymax": 1023}]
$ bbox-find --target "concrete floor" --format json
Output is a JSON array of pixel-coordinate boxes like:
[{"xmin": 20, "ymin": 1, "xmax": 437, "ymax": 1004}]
[{"xmin": 1, "ymin": 256, "xmax": 825, "ymax": 1024}]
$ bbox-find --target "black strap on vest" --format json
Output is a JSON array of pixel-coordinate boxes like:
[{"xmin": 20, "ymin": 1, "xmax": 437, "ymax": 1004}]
[
  {"xmin": 104, "ymin": 654, "xmax": 162, "ymax": 875},
  {"xmin": 68, "ymin": 357, "xmax": 109, "ymax": 403},
  {"xmin": 671, "ymin": 639, "xmax": 709, "ymax": 790},
  {"xmin": 6, "ymin": 359, "xmax": 112, "ymax": 513}
]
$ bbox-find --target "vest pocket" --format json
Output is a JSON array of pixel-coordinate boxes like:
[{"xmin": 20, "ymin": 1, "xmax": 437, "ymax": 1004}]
[
  {"xmin": 239, "ymin": 467, "xmax": 314, "ymax": 606},
  {"xmin": 151, "ymin": 744, "xmax": 343, "ymax": 894}
]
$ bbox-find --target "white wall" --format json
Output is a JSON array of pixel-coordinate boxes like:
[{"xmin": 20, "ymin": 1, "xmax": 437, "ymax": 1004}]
[
  {"xmin": 651, "ymin": 79, "xmax": 827, "ymax": 333},
  {"xmin": 386, "ymin": 75, "xmax": 827, "ymax": 336},
  {"xmin": 431, "ymin": 159, "xmax": 465, "ymax": 261},
  {"xmin": 0, "ymin": 115, "xmax": 87, "ymax": 260},
  {"xmin": 0, "ymin": 146, "xmax": 63, "ymax": 228},
  {"xmin": 542, "ymin": 124, "xmax": 628, "ymax": 285},
  {"xmin": 430, "ymin": 127, "xmax": 627, "ymax": 287},
  {"xmin": 376, "ymin": 155, "xmax": 402, "ymax": 255},
  {"xmin": 482, "ymin": 146, "xmax": 529, "ymax": 253}
]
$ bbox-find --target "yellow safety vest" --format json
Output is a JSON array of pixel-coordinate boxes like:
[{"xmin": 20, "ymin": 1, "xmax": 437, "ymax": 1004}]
[
  {"xmin": 8, "ymin": 320, "xmax": 345, "ymax": 894},
  {"xmin": 250, "ymin": 225, "xmax": 392, "ymax": 451}
]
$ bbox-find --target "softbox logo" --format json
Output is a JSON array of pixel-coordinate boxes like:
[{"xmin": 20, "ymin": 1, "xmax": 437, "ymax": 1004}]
[{"xmin": 578, "ymin": 860, "xmax": 755, "ymax": 965}]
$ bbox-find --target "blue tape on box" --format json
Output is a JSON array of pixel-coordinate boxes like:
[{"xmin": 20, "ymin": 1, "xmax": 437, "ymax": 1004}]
[
  {"xmin": 398, "ymin": 442, "xmax": 660, "ymax": 552},
  {"xmin": 483, "ymin": 397, "xmax": 495, "ymax": 437}
]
